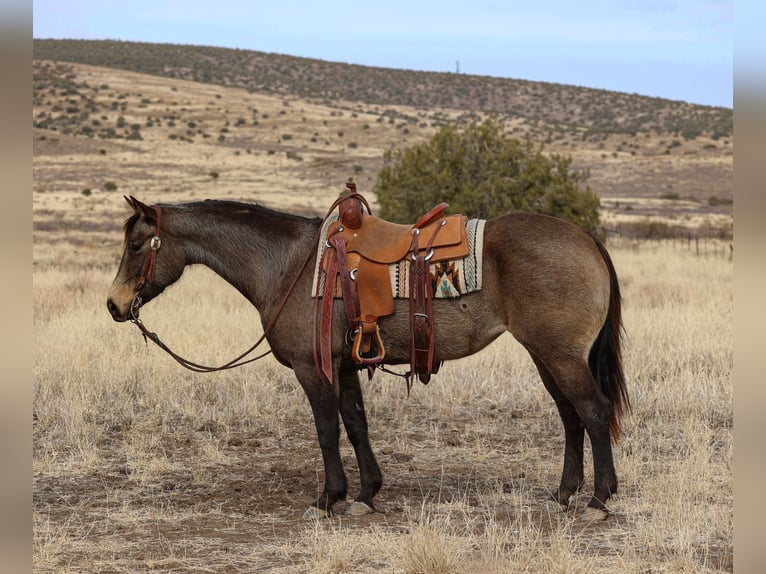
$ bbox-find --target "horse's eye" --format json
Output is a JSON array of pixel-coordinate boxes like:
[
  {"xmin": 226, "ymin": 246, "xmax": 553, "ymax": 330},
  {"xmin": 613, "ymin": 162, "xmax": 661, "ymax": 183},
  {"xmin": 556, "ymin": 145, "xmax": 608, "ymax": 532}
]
[{"xmin": 128, "ymin": 240, "xmax": 142, "ymax": 254}]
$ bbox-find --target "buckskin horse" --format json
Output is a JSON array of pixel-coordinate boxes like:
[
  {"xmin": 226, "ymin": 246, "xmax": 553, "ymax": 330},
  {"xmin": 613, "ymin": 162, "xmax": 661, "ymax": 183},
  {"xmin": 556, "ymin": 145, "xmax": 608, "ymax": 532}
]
[{"xmin": 106, "ymin": 193, "xmax": 629, "ymax": 521}]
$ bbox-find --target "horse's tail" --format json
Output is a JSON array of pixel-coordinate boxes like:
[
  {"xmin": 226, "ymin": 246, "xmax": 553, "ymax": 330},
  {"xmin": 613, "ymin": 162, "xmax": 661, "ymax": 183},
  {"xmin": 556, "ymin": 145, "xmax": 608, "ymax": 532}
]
[{"xmin": 588, "ymin": 236, "xmax": 630, "ymax": 442}]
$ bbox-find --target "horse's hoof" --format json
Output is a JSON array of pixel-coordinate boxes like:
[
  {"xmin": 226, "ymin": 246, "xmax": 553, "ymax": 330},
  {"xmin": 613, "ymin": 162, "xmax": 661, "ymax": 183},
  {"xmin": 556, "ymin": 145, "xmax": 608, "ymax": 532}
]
[
  {"xmin": 577, "ymin": 507, "xmax": 609, "ymax": 522},
  {"xmin": 303, "ymin": 506, "xmax": 332, "ymax": 519},
  {"xmin": 346, "ymin": 501, "xmax": 375, "ymax": 516}
]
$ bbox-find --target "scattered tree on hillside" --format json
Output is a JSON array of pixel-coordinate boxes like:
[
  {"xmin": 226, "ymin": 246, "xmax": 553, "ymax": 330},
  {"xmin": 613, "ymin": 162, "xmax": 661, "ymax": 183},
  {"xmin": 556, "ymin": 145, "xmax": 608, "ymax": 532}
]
[{"xmin": 374, "ymin": 118, "xmax": 603, "ymax": 239}]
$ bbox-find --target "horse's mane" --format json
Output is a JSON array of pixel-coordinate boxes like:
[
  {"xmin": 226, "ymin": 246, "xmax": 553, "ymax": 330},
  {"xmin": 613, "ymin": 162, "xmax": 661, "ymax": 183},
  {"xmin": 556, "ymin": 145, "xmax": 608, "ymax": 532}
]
[
  {"xmin": 122, "ymin": 212, "xmax": 140, "ymax": 232},
  {"xmin": 189, "ymin": 199, "xmax": 320, "ymax": 225},
  {"xmin": 123, "ymin": 199, "xmax": 321, "ymax": 233}
]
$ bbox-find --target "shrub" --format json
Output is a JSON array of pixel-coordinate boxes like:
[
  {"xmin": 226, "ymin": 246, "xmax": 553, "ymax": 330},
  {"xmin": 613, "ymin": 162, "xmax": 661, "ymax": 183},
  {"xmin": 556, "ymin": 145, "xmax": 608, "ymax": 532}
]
[
  {"xmin": 103, "ymin": 181, "xmax": 118, "ymax": 192},
  {"xmin": 374, "ymin": 118, "xmax": 602, "ymax": 238},
  {"xmin": 286, "ymin": 151, "xmax": 303, "ymax": 161}
]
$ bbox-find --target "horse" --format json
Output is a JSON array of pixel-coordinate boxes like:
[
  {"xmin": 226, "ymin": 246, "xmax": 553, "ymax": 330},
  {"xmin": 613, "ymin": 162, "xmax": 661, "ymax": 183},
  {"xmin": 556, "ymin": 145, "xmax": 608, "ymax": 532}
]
[{"xmin": 107, "ymin": 195, "xmax": 629, "ymax": 520}]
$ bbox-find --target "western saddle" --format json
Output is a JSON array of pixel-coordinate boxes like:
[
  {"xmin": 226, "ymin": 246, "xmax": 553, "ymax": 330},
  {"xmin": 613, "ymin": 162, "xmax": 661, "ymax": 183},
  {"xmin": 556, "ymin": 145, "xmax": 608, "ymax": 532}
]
[{"xmin": 315, "ymin": 183, "xmax": 469, "ymax": 386}]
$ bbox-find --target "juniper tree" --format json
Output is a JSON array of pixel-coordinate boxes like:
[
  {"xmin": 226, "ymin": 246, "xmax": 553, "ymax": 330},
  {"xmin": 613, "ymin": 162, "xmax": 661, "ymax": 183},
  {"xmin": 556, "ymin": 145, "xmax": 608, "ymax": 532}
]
[{"xmin": 374, "ymin": 118, "xmax": 603, "ymax": 239}]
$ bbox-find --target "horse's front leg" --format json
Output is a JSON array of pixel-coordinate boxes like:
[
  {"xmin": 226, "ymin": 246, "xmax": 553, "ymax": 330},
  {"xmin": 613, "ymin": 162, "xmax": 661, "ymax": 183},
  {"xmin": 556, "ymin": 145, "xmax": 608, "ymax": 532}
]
[
  {"xmin": 295, "ymin": 365, "xmax": 347, "ymax": 516},
  {"xmin": 338, "ymin": 364, "xmax": 382, "ymax": 515}
]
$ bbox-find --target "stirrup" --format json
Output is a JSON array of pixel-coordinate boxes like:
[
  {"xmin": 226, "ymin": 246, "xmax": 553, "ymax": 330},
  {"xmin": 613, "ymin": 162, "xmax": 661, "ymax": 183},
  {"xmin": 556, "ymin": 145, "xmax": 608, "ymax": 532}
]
[{"xmin": 351, "ymin": 325, "xmax": 385, "ymax": 365}]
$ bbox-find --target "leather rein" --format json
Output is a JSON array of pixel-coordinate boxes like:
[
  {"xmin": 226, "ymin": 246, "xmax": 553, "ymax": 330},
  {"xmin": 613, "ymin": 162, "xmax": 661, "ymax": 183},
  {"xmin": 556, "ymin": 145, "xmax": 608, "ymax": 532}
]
[
  {"xmin": 129, "ymin": 204, "xmax": 311, "ymax": 373},
  {"xmin": 127, "ymin": 195, "xmax": 366, "ymax": 373}
]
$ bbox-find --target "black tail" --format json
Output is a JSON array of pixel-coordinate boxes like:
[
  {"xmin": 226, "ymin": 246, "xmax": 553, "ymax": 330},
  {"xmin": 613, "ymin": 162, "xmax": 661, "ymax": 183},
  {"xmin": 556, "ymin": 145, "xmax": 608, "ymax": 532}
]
[{"xmin": 588, "ymin": 237, "xmax": 630, "ymax": 441}]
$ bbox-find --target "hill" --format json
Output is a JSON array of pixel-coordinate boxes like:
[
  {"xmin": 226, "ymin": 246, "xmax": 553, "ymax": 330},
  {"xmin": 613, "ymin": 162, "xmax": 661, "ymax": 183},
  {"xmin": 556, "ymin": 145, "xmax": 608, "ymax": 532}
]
[
  {"xmin": 34, "ymin": 39, "xmax": 732, "ymax": 140},
  {"xmin": 32, "ymin": 40, "xmax": 732, "ymax": 244}
]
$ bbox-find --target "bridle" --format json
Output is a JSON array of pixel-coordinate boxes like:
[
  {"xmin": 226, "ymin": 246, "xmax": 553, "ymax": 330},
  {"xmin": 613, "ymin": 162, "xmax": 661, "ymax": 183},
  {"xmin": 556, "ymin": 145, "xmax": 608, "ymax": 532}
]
[
  {"xmin": 124, "ymin": 192, "xmax": 377, "ymax": 376},
  {"xmin": 126, "ymin": 204, "xmax": 310, "ymax": 373},
  {"xmin": 129, "ymin": 206, "xmax": 162, "ymax": 322}
]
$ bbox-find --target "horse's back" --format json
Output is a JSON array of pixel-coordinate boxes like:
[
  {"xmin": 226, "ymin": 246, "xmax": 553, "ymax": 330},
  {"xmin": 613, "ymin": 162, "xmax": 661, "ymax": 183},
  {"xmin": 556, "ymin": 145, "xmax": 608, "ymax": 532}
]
[{"xmin": 364, "ymin": 212, "xmax": 613, "ymax": 366}]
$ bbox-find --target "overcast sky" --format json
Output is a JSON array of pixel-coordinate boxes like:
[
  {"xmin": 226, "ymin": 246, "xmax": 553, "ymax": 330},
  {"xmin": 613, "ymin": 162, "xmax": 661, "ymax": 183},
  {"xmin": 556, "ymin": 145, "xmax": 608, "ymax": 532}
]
[{"xmin": 33, "ymin": 0, "xmax": 733, "ymax": 107}]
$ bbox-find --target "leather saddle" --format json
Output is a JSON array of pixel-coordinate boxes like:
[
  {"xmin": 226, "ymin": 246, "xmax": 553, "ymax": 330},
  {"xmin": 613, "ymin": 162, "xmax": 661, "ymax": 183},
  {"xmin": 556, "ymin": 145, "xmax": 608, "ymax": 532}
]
[{"xmin": 316, "ymin": 185, "xmax": 469, "ymax": 387}]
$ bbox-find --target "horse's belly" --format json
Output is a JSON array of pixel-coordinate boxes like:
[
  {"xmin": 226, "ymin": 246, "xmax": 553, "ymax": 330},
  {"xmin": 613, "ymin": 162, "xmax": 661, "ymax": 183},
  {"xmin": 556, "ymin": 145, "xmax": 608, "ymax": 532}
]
[{"xmin": 376, "ymin": 293, "xmax": 506, "ymax": 364}]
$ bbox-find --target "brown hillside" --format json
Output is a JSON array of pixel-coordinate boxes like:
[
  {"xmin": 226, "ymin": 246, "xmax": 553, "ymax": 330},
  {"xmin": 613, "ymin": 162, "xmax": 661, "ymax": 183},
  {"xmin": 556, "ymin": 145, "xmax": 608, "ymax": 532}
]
[
  {"xmin": 33, "ymin": 39, "xmax": 733, "ymax": 140},
  {"xmin": 32, "ymin": 54, "xmax": 732, "ymax": 248}
]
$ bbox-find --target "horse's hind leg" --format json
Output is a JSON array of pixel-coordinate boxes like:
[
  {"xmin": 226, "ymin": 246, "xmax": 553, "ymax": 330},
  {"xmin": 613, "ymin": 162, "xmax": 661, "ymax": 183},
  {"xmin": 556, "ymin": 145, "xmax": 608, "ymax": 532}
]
[
  {"xmin": 534, "ymin": 352, "xmax": 617, "ymax": 513},
  {"xmin": 338, "ymin": 366, "xmax": 382, "ymax": 515},
  {"xmin": 529, "ymin": 353, "xmax": 585, "ymax": 506}
]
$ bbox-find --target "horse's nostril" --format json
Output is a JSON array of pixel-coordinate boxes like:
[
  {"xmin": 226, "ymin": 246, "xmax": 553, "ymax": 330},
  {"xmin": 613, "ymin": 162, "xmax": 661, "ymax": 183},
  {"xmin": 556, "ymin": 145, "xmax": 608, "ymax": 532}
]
[{"xmin": 107, "ymin": 299, "xmax": 125, "ymax": 321}]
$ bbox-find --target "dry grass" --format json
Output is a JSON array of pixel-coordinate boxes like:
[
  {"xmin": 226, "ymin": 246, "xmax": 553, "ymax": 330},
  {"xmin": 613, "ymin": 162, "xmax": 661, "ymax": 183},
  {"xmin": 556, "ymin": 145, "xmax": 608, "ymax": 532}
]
[{"xmin": 33, "ymin": 237, "xmax": 733, "ymax": 573}]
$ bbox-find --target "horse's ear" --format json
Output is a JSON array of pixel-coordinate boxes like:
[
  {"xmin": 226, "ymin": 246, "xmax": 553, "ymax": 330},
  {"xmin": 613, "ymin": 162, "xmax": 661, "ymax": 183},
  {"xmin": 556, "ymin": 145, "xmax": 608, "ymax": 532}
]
[
  {"xmin": 124, "ymin": 195, "xmax": 137, "ymax": 211},
  {"xmin": 128, "ymin": 196, "xmax": 158, "ymax": 225}
]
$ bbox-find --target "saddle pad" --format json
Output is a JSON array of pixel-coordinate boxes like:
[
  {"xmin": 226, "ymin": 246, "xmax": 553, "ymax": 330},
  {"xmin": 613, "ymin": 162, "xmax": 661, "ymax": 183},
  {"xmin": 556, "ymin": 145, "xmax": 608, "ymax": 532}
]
[{"xmin": 312, "ymin": 217, "xmax": 485, "ymax": 299}]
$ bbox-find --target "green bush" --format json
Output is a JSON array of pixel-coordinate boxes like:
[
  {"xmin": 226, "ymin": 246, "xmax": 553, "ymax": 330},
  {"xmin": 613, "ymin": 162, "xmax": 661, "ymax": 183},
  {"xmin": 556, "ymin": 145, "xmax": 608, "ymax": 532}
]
[{"xmin": 374, "ymin": 118, "xmax": 602, "ymax": 238}]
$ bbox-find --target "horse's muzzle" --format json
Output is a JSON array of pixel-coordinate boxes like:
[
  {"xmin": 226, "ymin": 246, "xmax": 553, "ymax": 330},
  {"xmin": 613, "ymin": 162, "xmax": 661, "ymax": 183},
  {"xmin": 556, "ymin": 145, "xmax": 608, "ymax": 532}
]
[{"xmin": 107, "ymin": 298, "xmax": 130, "ymax": 322}]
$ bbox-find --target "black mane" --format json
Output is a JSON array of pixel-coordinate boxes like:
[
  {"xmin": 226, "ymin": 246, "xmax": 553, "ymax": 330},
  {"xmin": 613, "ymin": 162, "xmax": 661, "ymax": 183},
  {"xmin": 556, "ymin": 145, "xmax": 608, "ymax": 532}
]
[
  {"xmin": 122, "ymin": 199, "xmax": 323, "ymax": 247},
  {"xmin": 205, "ymin": 199, "xmax": 318, "ymax": 220}
]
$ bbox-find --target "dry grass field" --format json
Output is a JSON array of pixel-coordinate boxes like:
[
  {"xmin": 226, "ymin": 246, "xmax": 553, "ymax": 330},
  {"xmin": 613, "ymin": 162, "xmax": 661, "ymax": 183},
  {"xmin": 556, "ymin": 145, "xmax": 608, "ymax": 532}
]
[{"xmin": 33, "ymin": 62, "xmax": 733, "ymax": 573}]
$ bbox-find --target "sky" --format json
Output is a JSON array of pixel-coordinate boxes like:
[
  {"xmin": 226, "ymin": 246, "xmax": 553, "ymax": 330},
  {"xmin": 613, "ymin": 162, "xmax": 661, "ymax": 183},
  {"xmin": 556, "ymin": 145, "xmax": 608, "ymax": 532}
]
[{"xmin": 32, "ymin": 0, "xmax": 734, "ymax": 108}]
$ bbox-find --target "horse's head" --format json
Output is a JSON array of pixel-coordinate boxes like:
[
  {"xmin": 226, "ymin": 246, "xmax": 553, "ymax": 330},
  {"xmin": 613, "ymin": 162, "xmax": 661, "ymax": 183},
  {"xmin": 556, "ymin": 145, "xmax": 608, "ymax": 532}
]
[{"xmin": 107, "ymin": 196, "xmax": 184, "ymax": 322}]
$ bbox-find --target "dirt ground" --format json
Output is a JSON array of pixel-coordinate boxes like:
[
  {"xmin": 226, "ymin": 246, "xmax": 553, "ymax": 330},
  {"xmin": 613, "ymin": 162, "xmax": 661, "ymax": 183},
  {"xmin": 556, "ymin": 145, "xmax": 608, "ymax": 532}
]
[{"xmin": 34, "ymin": 376, "xmax": 640, "ymax": 572}]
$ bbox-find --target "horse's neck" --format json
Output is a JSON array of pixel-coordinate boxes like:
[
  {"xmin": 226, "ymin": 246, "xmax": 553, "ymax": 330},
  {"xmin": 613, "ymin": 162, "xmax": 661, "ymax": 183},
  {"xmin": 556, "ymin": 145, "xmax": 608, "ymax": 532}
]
[{"xmin": 171, "ymin": 206, "xmax": 318, "ymax": 311}]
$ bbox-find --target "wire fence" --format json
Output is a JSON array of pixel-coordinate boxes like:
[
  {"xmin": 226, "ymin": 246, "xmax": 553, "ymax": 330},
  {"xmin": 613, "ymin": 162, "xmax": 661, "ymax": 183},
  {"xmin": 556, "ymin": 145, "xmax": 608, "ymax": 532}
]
[{"xmin": 609, "ymin": 230, "xmax": 734, "ymax": 260}]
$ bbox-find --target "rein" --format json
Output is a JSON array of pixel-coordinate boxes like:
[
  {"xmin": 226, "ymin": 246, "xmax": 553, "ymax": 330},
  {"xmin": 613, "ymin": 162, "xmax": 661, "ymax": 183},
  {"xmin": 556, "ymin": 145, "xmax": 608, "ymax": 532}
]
[
  {"xmin": 128, "ymin": 205, "xmax": 314, "ymax": 373},
  {"xmin": 127, "ymin": 192, "xmax": 368, "ymax": 374}
]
